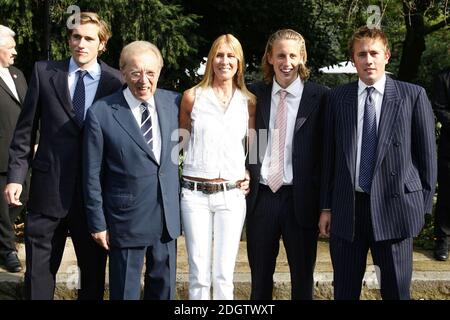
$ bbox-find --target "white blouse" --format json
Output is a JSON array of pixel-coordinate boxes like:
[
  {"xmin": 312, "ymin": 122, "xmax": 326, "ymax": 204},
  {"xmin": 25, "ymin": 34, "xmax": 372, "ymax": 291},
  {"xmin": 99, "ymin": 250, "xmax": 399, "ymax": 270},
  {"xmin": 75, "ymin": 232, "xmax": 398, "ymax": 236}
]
[{"xmin": 182, "ymin": 86, "xmax": 249, "ymax": 181}]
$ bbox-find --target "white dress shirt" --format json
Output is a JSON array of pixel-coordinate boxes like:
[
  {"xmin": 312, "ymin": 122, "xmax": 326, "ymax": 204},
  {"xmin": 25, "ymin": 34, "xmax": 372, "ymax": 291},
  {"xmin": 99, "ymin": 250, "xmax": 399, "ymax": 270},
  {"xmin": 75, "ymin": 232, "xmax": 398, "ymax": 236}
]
[
  {"xmin": 355, "ymin": 74, "xmax": 386, "ymax": 192},
  {"xmin": 67, "ymin": 57, "xmax": 101, "ymax": 119},
  {"xmin": 123, "ymin": 87, "xmax": 161, "ymax": 164},
  {"xmin": 260, "ymin": 76, "xmax": 304, "ymax": 185},
  {"xmin": 0, "ymin": 66, "xmax": 19, "ymax": 101}
]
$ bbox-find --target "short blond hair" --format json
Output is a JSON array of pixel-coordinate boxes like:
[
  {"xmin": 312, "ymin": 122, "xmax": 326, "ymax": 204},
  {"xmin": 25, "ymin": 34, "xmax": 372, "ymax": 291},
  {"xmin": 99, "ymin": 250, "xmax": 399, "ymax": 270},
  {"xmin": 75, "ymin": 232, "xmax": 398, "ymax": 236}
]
[
  {"xmin": 348, "ymin": 26, "xmax": 390, "ymax": 61},
  {"xmin": 67, "ymin": 12, "xmax": 111, "ymax": 54}
]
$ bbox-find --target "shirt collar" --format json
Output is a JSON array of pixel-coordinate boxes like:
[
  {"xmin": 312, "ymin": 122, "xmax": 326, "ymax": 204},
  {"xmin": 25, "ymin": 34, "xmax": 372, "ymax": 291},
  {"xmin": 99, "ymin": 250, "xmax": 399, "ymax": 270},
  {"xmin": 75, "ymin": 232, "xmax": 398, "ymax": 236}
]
[
  {"xmin": 69, "ymin": 57, "xmax": 101, "ymax": 80},
  {"xmin": 0, "ymin": 66, "xmax": 11, "ymax": 76},
  {"xmin": 123, "ymin": 87, "xmax": 155, "ymax": 111},
  {"xmin": 358, "ymin": 73, "xmax": 386, "ymax": 96},
  {"xmin": 271, "ymin": 76, "xmax": 303, "ymax": 97}
]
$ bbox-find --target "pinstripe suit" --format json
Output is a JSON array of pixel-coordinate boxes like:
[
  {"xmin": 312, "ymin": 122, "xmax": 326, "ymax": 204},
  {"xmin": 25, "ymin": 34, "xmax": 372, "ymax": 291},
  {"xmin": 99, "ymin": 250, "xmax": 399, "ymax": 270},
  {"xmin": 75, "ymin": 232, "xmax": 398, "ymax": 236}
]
[
  {"xmin": 246, "ymin": 80, "xmax": 328, "ymax": 299},
  {"xmin": 320, "ymin": 76, "xmax": 437, "ymax": 299}
]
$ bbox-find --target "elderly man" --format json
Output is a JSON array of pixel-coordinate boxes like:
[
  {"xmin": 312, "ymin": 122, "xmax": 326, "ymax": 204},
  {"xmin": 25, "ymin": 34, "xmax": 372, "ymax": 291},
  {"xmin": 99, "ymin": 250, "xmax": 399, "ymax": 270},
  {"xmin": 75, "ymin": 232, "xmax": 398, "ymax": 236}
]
[
  {"xmin": 0, "ymin": 25, "xmax": 28, "ymax": 273},
  {"xmin": 83, "ymin": 41, "xmax": 181, "ymax": 300}
]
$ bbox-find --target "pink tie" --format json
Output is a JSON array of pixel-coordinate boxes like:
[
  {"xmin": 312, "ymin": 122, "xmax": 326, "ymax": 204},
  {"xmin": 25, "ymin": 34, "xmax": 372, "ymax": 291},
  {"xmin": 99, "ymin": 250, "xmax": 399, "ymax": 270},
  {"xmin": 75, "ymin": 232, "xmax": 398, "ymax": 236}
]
[{"xmin": 267, "ymin": 90, "xmax": 287, "ymax": 193}]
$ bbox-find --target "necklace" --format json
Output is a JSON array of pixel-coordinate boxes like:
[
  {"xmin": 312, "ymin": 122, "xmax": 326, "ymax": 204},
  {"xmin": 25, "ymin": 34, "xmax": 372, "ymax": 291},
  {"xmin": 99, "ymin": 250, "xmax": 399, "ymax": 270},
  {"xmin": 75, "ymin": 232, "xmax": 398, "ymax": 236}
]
[{"xmin": 213, "ymin": 87, "xmax": 233, "ymax": 109}]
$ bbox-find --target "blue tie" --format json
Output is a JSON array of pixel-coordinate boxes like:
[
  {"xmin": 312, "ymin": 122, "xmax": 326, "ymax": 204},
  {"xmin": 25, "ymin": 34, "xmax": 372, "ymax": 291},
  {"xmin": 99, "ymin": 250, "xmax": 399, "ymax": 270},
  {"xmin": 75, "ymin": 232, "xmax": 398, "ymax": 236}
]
[
  {"xmin": 72, "ymin": 70, "xmax": 88, "ymax": 125},
  {"xmin": 140, "ymin": 102, "xmax": 153, "ymax": 149},
  {"xmin": 359, "ymin": 86, "xmax": 377, "ymax": 193}
]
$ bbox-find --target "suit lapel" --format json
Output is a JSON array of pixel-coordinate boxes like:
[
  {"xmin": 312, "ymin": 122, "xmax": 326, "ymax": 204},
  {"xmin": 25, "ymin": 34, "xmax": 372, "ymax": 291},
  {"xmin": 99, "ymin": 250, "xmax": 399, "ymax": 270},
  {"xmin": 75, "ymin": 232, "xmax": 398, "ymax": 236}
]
[
  {"xmin": 10, "ymin": 69, "xmax": 27, "ymax": 104},
  {"xmin": 259, "ymin": 84, "xmax": 272, "ymax": 131},
  {"xmin": 373, "ymin": 77, "xmax": 401, "ymax": 174},
  {"xmin": 342, "ymin": 82, "xmax": 358, "ymax": 184},
  {"xmin": 154, "ymin": 90, "xmax": 170, "ymax": 166},
  {"xmin": 49, "ymin": 59, "xmax": 78, "ymax": 125},
  {"xmin": 94, "ymin": 61, "xmax": 117, "ymax": 103},
  {"xmin": 256, "ymin": 84, "xmax": 272, "ymax": 160},
  {"xmin": 294, "ymin": 82, "xmax": 318, "ymax": 133},
  {"xmin": 0, "ymin": 69, "xmax": 21, "ymax": 104},
  {"xmin": 112, "ymin": 93, "xmax": 158, "ymax": 164}
]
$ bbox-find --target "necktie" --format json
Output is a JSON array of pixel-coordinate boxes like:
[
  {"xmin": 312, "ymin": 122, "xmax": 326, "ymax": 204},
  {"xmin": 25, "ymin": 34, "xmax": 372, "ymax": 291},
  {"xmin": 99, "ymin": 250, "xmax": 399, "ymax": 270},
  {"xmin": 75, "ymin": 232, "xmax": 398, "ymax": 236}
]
[
  {"xmin": 267, "ymin": 90, "xmax": 288, "ymax": 193},
  {"xmin": 359, "ymin": 86, "xmax": 377, "ymax": 193},
  {"xmin": 72, "ymin": 70, "xmax": 88, "ymax": 125},
  {"xmin": 140, "ymin": 102, "xmax": 153, "ymax": 149}
]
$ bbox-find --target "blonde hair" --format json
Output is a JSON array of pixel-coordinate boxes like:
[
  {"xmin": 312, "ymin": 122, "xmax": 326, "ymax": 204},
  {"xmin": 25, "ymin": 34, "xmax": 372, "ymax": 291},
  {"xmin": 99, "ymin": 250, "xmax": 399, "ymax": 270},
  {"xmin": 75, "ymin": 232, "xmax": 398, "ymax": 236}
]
[
  {"xmin": 67, "ymin": 12, "xmax": 111, "ymax": 54},
  {"xmin": 262, "ymin": 29, "xmax": 310, "ymax": 84},
  {"xmin": 195, "ymin": 34, "xmax": 255, "ymax": 105},
  {"xmin": 119, "ymin": 40, "xmax": 164, "ymax": 72},
  {"xmin": 348, "ymin": 26, "xmax": 390, "ymax": 61}
]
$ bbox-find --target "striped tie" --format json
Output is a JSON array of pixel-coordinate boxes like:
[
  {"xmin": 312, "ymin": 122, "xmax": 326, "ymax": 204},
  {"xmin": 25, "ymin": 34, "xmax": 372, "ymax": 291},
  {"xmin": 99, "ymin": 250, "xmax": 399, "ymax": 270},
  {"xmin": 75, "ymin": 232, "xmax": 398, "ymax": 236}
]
[
  {"xmin": 359, "ymin": 86, "xmax": 377, "ymax": 193},
  {"xmin": 140, "ymin": 102, "xmax": 153, "ymax": 149},
  {"xmin": 267, "ymin": 89, "xmax": 287, "ymax": 193}
]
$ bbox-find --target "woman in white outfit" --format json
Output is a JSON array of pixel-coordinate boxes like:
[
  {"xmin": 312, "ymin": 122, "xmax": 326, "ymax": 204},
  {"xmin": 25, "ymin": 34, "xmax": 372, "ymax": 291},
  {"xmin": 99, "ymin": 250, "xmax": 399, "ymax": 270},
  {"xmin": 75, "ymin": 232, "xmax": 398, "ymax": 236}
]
[{"xmin": 179, "ymin": 34, "xmax": 256, "ymax": 300}]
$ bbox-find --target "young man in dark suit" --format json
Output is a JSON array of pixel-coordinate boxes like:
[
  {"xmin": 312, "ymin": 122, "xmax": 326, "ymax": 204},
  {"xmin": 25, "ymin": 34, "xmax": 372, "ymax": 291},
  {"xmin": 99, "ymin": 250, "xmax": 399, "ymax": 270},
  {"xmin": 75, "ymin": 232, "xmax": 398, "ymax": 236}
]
[
  {"xmin": 246, "ymin": 29, "xmax": 328, "ymax": 300},
  {"xmin": 432, "ymin": 67, "xmax": 450, "ymax": 261},
  {"xmin": 4, "ymin": 12, "xmax": 123, "ymax": 299},
  {"xmin": 319, "ymin": 26, "xmax": 437, "ymax": 300},
  {"xmin": 0, "ymin": 25, "xmax": 28, "ymax": 273},
  {"xmin": 83, "ymin": 41, "xmax": 181, "ymax": 300}
]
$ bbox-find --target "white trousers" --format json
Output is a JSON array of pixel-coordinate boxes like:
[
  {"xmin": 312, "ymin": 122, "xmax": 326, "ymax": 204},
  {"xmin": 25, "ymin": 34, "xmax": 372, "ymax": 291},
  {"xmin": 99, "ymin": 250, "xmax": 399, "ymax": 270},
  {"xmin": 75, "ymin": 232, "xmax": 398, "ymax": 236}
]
[{"xmin": 181, "ymin": 187, "xmax": 246, "ymax": 300}]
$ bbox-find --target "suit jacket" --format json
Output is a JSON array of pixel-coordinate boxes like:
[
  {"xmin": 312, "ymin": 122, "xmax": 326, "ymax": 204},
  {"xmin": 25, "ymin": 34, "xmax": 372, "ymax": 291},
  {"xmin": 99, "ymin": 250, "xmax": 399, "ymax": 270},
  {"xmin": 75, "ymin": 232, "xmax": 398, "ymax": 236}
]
[
  {"xmin": 320, "ymin": 76, "xmax": 437, "ymax": 242},
  {"xmin": 247, "ymin": 80, "xmax": 329, "ymax": 228},
  {"xmin": 432, "ymin": 67, "xmax": 450, "ymax": 157},
  {"xmin": 0, "ymin": 66, "xmax": 27, "ymax": 173},
  {"xmin": 83, "ymin": 89, "xmax": 181, "ymax": 248},
  {"xmin": 7, "ymin": 59, "xmax": 123, "ymax": 218}
]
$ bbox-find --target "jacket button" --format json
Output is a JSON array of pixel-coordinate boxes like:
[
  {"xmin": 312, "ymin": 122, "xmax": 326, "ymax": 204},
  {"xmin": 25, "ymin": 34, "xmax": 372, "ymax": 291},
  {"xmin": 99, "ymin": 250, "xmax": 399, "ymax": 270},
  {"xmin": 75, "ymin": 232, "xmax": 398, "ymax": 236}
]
[
  {"xmin": 393, "ymin": 142, "xmax": 400, "ymax": 147},
  {"xmin": 391, "ymin": 171, "xmax": 397, "ymax": 176},
  {"xmin": 393, "ymin": 193, "xmax": 400, "ymax": 198}
]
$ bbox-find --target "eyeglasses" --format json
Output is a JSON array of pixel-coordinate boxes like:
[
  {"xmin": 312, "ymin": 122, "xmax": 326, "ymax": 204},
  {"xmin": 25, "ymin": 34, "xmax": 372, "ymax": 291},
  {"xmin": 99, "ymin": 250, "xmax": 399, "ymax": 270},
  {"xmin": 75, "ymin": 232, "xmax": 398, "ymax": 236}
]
[{"xmin": 129, "ymin": 71, "xmax": 157, "ymax": 81}]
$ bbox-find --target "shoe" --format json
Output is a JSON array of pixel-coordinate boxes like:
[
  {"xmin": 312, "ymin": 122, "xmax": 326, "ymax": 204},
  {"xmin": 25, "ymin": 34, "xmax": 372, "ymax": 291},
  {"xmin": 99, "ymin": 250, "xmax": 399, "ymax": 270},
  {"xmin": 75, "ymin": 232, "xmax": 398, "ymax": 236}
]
[
  {"xmin": 0, "ymin": 251, "xmax": 22, "ymax": 273},
  {"xmin": 434, "ymin": 238, "xmax": 449, "ymax": 261}
]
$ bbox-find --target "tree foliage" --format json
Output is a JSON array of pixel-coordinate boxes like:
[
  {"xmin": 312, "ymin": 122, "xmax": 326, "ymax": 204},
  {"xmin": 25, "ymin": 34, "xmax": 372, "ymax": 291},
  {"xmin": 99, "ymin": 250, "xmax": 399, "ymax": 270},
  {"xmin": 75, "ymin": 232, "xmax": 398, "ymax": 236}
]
[
  {"xmin": 181, "ymin": 0, "xmax": 344, "ymax": 80},
  {"xmin": 0, "ymin": 0, "xmax": 201, "ymax": 89},
  {"xmin": 335, "ymin": 0, "xmax": 449, "ymax": 86},
  {"xmin": 0, "ymin": 0, "xmax": 449, "ymax": 91}
]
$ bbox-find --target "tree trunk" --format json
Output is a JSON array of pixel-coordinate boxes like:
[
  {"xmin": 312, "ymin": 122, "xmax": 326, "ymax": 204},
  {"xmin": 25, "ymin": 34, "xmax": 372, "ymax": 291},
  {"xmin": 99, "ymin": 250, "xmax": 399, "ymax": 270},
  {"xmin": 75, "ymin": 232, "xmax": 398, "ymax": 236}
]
[{"xmin": 398, "ymin": 1, "xmax": 427, "ymax": 82}]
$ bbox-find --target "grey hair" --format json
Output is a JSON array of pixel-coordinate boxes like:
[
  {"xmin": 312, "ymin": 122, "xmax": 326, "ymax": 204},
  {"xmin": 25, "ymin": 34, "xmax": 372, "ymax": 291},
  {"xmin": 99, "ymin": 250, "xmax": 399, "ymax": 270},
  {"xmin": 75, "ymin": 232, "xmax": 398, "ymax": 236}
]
[
  {"xmin": 119, "ymin": 41, "xmax": 164, "ymax": 71},
  {"xmin": 0, "ymin": 25, "xmax": 15, "ymax": 46}
]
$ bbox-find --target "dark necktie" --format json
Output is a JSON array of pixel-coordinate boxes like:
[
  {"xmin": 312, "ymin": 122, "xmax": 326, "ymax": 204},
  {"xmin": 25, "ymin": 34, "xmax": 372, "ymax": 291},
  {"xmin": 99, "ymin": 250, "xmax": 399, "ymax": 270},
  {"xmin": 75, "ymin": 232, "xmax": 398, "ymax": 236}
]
[
  {"xmin": 72, "ymin": 70, "xmax": 88, "ymax": 125},
  {"xmin": 140, "ymin": 102, "xmax": 153, "ymax": 149},
  {"xmin": 359, "ymin": 86, "xmax": 377, "ymax": 193}
]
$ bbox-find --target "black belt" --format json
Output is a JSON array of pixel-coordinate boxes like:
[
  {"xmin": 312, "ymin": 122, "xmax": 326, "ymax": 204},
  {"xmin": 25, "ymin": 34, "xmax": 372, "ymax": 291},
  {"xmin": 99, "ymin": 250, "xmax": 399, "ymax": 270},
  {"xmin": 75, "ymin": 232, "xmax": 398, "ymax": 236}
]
[{"xmin": 181, "ymin": 179, "xmax": 240, "ymax": 194}]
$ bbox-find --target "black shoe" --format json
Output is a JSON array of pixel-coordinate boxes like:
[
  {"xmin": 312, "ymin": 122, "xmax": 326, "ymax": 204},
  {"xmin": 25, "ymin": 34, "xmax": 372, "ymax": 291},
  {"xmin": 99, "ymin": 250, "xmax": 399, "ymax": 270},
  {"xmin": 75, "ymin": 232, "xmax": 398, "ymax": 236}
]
[
  {"xmin": 0, "ymin": 251, "xmax": 22, "ymax": 273},
  {"xmin": 434, "ymin": 238, "xmax": 449, "ymax": 261}
]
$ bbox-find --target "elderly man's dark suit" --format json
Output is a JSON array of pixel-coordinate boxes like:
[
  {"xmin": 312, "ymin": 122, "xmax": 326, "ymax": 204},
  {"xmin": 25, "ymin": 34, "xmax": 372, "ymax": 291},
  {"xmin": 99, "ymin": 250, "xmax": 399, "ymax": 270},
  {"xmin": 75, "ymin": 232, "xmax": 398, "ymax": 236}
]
[
  {"xmin": 246, "ymin": 80, "xmax": 328, "ymax": 299},
  {"xmin": 0, "ymin": 66, "xmax": 28, "ymax": 260},
  {"xmin": 320, "ymin": 76, "xmax": 437, "ymax": 299},
  {"xmin": 7, "ymin": 59, "xmax": 123, "ymax": 299},
  {"xmin": 83, "ymin": 89, "xmax": 181, "ymax": 300}
]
